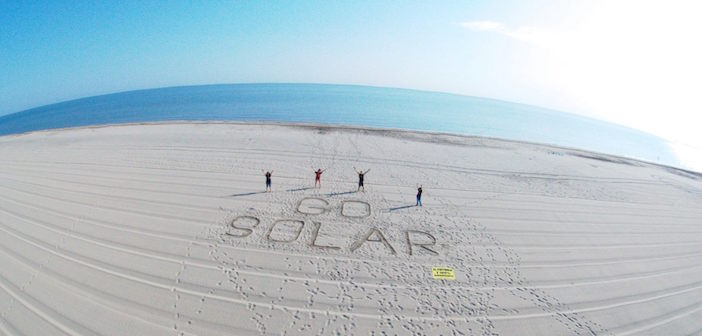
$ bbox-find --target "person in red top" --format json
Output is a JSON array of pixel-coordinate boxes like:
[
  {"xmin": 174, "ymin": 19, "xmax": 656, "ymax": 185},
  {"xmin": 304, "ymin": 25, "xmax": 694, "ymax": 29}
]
[{"xmin": 314, "ymin": 168, "xmax": 326, "ymax": 188}]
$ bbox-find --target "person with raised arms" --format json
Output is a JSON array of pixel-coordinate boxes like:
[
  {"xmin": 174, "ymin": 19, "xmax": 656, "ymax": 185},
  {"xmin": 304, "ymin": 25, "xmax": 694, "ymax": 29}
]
[
  {"xmin": 353, "ymin": 167, "xmax": 370, "ymax": 192},
  {"xmin": 313, "ymin": 168, "xmax": 326, "ymax": 189},
  {"xmin": 262, "ymin": 170, "xmax": 273, "ymax": 192}
]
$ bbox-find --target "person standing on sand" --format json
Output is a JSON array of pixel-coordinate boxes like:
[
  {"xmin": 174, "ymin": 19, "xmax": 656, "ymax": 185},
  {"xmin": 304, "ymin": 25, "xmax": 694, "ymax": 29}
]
[
  {"xmin": 416, "ymin": 185, "xmax": 423, "ymax": 207},
  {"xmin": 353, "ymin": 167, "xmax": 370, "ymax": 192},
  {"xmin": 314, "ymin": 168, "xmax": 326, "ymax": 189},
  {"xmin": 263, "ymin": 170, "xmax": 273, "ymax": 192}
]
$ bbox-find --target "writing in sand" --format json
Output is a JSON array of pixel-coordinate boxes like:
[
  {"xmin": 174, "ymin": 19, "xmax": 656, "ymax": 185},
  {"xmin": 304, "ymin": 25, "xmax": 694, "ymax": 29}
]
[{"xmin": 225, "ymin": 197, "xmax": 440, "ymax": 257}]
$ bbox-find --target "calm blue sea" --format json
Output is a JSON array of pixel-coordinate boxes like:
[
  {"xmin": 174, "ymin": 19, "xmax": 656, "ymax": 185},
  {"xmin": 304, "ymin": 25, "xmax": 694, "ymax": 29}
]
[{"xmin": 0, "ymin": 83, "xmax": 678, "ymax": 166}]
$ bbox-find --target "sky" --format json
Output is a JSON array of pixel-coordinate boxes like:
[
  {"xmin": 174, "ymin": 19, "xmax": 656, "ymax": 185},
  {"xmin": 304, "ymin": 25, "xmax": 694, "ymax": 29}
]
[{"xmin": 1, "ymin": 1, "xmax": 701, "ymax": 169}]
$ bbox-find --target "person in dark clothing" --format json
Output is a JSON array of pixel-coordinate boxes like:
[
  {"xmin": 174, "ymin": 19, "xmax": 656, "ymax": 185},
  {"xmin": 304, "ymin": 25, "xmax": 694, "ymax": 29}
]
[
  {"xmin": 314, "ymin": 168, "xmax": 326, "ymax": 189},
  {"xmin": 353, "ymin": 167, "xmax": 370, "ymax": 192},
  {"xmin": 416, "ymin": 185, "xmax": 423, "ymax": 206},
  {"xmin": 263, "ymin": 170, "xmax": 273, "ymax": 192}
]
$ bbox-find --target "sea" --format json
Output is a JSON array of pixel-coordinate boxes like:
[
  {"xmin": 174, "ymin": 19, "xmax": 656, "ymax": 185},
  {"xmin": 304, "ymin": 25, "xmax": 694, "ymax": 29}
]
[{"xmin": 0, "ymin": 83, "xmax": 678, "ymax": 167}]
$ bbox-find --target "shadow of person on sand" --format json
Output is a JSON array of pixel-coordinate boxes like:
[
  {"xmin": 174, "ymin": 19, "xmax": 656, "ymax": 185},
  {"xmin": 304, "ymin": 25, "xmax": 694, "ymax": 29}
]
[
  {"xmin": 286, "ymin": 187, "xmax": 313, "ymax": 192},
  {"xmin": 388, "ymin": 204, "xmax": 416, "ymax": 212},
  {"xmin": 326, "ymin": 190, "xmax": 357, "ymax": 197},
  {"xmin": 224, "ymin": 191, "xmax": 267, "ymax": 197}
]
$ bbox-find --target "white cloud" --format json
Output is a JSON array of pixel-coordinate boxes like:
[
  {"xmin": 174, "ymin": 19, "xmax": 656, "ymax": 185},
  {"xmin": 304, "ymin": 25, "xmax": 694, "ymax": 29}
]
[
  {"xmin": 459, "ymin": 21, "xmax": 505, "ymax": 32},
  {"xmin": 459, "ymin": 21, "xmax": 561, "ymax": 47}
]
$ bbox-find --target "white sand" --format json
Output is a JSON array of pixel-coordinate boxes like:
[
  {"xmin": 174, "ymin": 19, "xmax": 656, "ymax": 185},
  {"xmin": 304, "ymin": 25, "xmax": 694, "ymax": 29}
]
[{"xmin": 1, "ymin": 122, "xmax": 701, "ymax": 335}]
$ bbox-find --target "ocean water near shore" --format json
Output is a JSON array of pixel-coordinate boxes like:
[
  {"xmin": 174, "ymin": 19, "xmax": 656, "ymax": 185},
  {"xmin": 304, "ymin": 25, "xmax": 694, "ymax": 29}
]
[{"xmin": 0, "ymin": 83, "xmax": 678, "ymax": 167}]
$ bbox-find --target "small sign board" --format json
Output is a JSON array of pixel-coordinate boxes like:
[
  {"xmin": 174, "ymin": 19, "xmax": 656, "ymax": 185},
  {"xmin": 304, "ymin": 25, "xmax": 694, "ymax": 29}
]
[{"xmin": 432, "ymin": 267, "xmax": 455, "ymax": 280}]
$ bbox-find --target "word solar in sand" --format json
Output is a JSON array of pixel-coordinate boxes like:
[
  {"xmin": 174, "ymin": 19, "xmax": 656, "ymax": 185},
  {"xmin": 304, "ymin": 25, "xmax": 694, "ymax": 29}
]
[{"xmin": 225, "ymin": 197, "xmax": 440, "ymax": 257}]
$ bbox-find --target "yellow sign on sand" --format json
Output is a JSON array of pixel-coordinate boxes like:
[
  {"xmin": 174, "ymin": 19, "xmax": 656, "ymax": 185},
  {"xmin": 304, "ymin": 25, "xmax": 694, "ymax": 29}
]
[{"xmin": 432, "ymin": 267, "xmax": 455, "ymax": 280}]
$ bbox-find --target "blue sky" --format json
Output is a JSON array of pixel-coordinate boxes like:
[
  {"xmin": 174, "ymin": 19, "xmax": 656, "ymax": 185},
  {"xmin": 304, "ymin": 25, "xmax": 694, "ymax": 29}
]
[
  {"xmin": 1, "ymin": 1, "xmax": 701, "ymax": 167},
  {"xmin": 0, "ymin": 1, "xmax": 570, "ymax": 114}
]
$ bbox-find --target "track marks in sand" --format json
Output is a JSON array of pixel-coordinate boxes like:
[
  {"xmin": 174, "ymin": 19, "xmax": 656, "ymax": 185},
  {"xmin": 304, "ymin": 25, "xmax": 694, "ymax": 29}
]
[{"xmin": 2, "ymin": 124, "xmax": 702, "ymax": 334}]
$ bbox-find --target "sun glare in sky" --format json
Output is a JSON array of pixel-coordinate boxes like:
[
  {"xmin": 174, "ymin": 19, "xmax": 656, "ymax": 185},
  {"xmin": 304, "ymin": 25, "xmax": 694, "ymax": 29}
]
[
  {"xmin": 462, "ymin": 1, "xmax": 702, "ymax": 170},
  {"xmin": 1, "ymin": 0, "xmax": 700, "ymax": 169}
]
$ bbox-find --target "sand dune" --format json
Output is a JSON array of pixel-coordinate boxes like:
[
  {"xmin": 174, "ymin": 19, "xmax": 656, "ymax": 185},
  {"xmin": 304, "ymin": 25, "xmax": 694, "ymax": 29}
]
[{"xmin": 1, "ymin": 123, "xmax": 701, "ymax": 335}]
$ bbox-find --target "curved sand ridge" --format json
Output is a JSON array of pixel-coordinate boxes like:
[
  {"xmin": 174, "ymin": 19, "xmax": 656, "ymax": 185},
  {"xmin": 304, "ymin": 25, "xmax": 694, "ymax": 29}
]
[{"xmin": 1, "ymin": 123, "xmax": 702, "ymax": 335}]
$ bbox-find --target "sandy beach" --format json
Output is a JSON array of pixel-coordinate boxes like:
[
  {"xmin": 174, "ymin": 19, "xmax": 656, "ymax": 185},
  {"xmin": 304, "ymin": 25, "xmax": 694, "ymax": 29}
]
[{"xmin": 1, "ymin": 122, "xmax": 701, "ymax": 335}]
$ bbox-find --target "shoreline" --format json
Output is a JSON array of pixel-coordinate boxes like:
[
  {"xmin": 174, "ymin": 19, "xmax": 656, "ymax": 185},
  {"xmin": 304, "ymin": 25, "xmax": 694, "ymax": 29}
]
[{"xmin": 1, "ymin": 120, "xmax": 698, "ymax": 177}]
